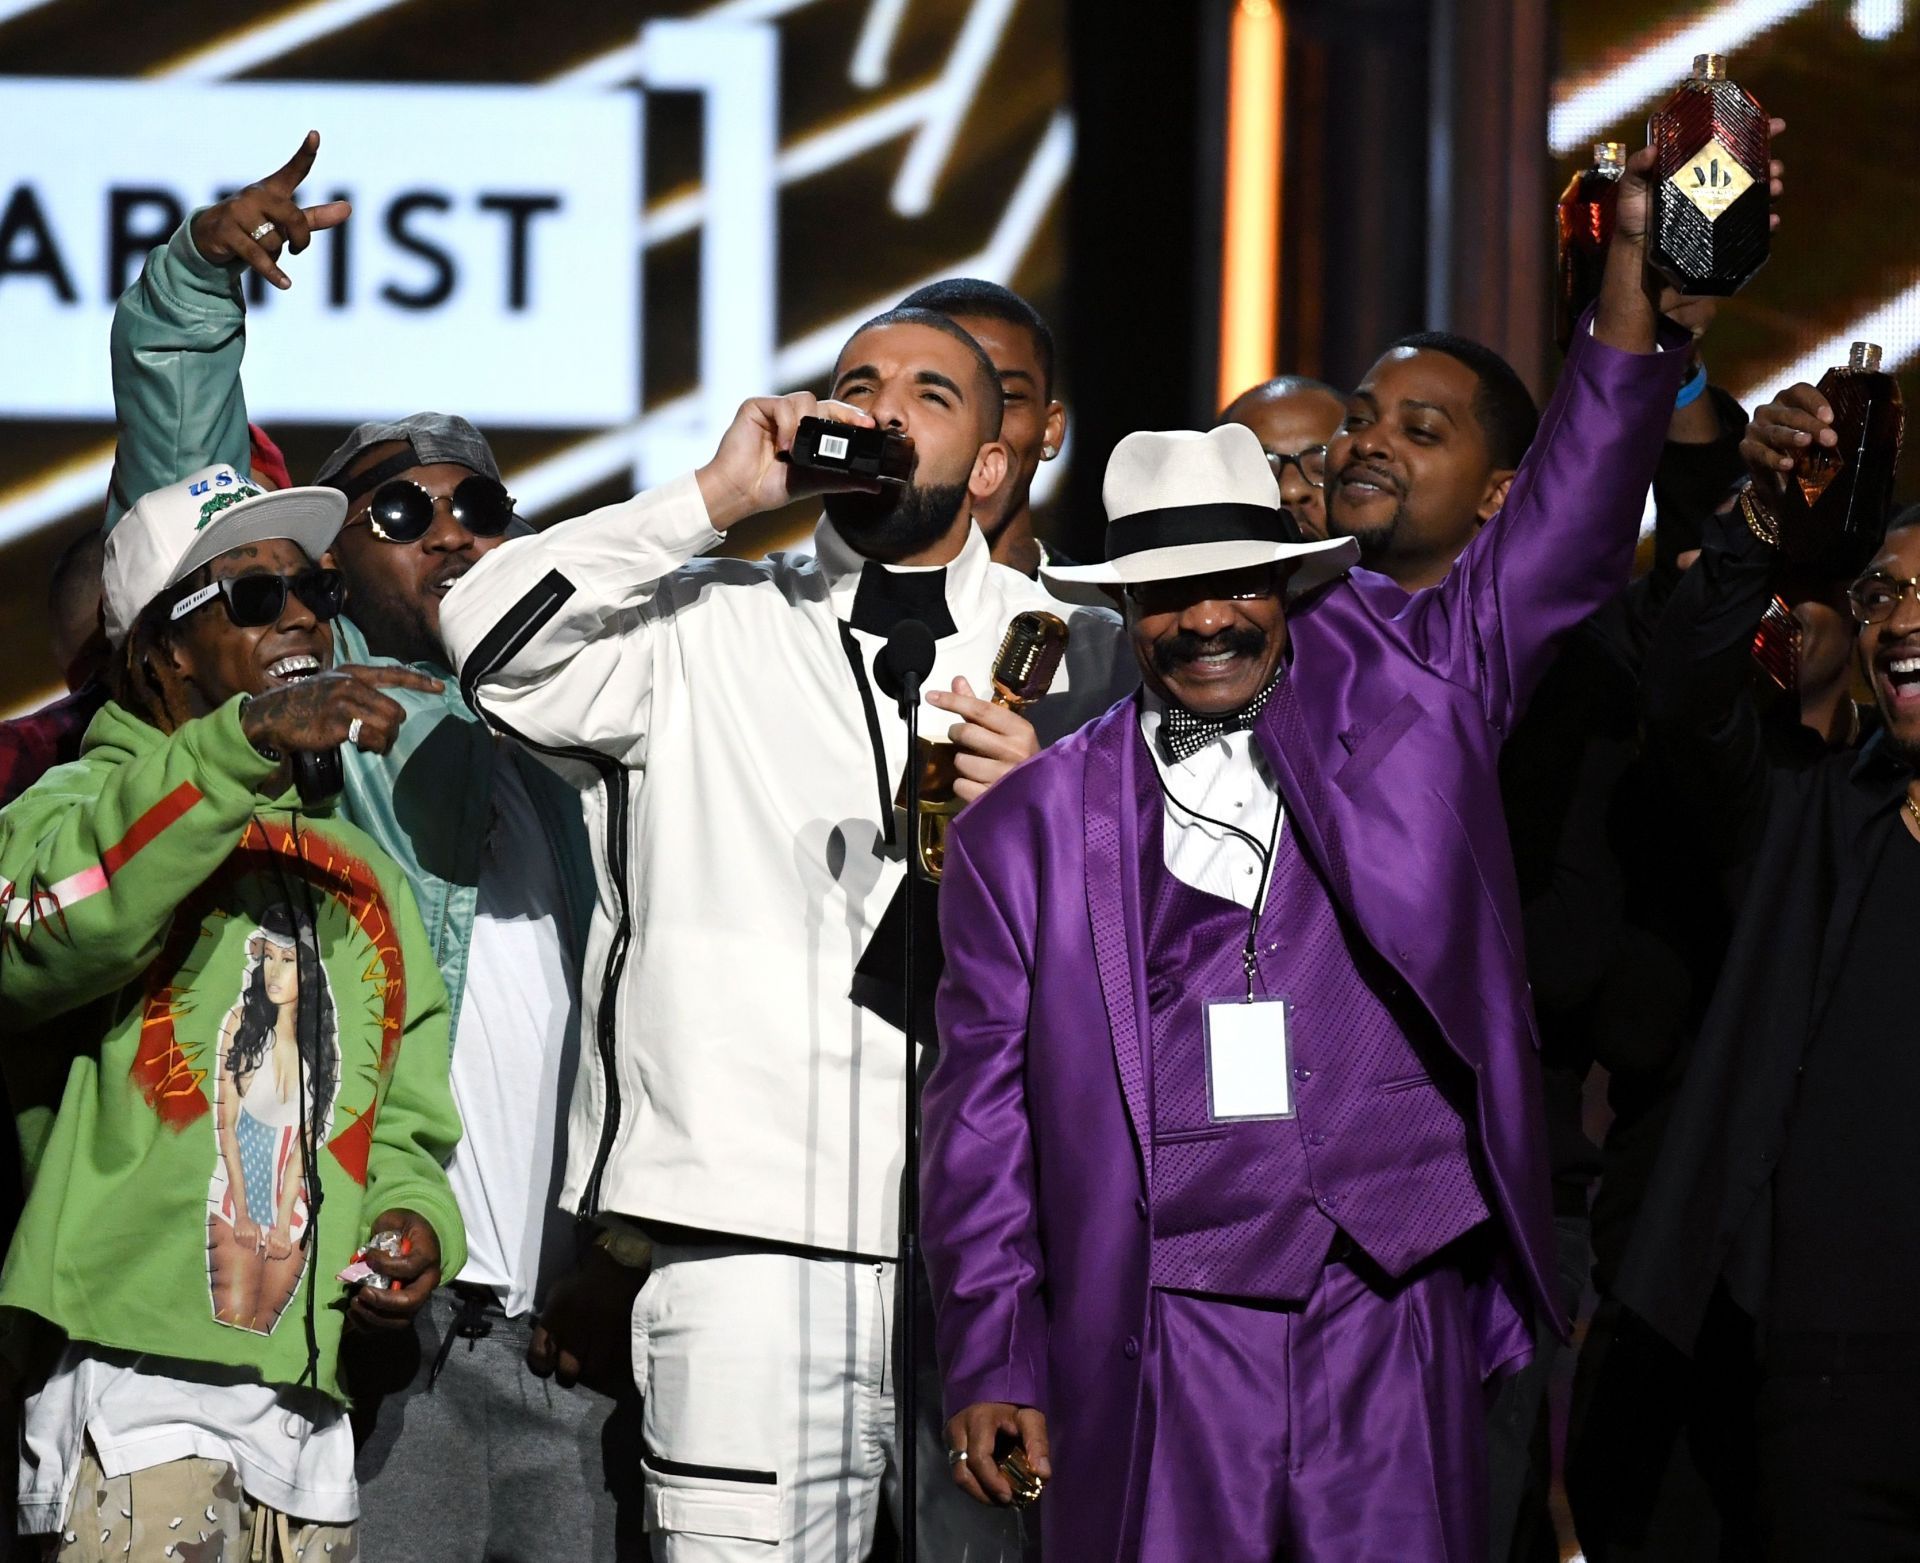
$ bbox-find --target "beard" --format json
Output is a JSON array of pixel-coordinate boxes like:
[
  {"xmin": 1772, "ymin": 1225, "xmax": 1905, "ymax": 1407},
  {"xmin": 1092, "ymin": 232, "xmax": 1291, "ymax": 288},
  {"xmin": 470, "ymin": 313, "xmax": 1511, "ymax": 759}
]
[
  {"xmin": 342, "ymin": 569, "xmax": 445, "ymax": 667},
  {"xmin": 824, "ymin": 479, "xmax": 971, "ymax": 564},
  {"xmin": 1880, "ymin": 724, "xmax": 1920, "ymax": 772},
  {"xmin": 1331, "ymin": 498, "xmax": 1410, "ymax": 565}
]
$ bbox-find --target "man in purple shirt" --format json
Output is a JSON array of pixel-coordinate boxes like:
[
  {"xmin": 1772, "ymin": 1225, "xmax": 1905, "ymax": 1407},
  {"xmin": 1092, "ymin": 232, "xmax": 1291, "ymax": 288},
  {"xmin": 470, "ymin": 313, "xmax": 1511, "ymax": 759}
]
[{"xmin": 920, "ymin": 144, "xmax": 1705, "ymax": 1561}]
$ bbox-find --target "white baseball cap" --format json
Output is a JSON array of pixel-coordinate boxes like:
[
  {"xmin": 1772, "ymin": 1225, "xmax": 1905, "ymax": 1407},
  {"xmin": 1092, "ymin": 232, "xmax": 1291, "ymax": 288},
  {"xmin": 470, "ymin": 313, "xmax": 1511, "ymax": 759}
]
[
  {"xmin": 1041, "ymin": 425, "xmax": 1356, "ymax": 606},
  {"xmin": 102, "ymin": 464, "xmax": 347, "ymax": 646}
]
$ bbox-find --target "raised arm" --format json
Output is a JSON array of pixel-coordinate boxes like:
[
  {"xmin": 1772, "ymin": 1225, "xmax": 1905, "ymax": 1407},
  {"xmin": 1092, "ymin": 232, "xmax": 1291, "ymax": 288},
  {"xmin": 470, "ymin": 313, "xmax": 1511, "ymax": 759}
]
[
  {"xmin": 1641, "ymin": 505, "xmax": 1777, "ymax": 865},
  {"xmin": 1409, "ymin": 134, "xmax": 1784, "ymax": 731},
  {"xmin": 107, "ymin": 133, "xmax": 349, "ymax": 526},
  {"xmin": 1442, "ymin": 316, "xmax": 1688, "ymax": 731},
  {"xmin": 439, "ymin": 392, "xmax": 878, "ymax": 763},
  {"xmin": 1643, "ymin": 382, "xmax": 1846, "ymax": 866}
]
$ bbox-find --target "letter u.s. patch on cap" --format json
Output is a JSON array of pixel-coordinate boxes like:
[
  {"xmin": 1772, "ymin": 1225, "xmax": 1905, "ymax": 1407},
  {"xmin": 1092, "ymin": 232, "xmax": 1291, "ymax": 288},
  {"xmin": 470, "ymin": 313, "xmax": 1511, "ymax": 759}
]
[{"xmin": 196, "ymin": 486, "xmax": 262, "ymax": 529}]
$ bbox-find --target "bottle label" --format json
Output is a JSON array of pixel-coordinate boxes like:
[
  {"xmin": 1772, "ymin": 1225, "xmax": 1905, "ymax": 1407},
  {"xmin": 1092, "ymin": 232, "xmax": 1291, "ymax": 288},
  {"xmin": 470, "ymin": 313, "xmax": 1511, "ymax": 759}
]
[{"xmin": 1672, "ymin": 138, "xmax": 1754, "ymax": 220}]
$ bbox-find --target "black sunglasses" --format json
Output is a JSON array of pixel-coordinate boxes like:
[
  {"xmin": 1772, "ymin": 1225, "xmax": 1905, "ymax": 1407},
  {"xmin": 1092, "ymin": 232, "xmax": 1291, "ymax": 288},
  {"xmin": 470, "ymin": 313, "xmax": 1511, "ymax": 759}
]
[
  {"xmin": 170, "ymin": 567, "xmax": 347, "ymax": 629},
  {"xmin": 1123, "ymin": 564, "xmax": 1289, "ymax": 613},
  {"xmin": 348, "ymin": 475, "xmax": 517, "ymax": 545}
]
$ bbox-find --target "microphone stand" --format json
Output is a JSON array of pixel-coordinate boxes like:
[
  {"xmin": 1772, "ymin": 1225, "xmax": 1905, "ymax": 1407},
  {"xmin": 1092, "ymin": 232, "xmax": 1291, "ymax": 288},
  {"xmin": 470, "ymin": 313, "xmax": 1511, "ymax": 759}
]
[
  {"xmin": 901, "ymin": 677, "xmax": 922, "ymax": 1563},
  {"xmin": 877, "ymin": 618, "xmax": 936, "ymax": 1563}
]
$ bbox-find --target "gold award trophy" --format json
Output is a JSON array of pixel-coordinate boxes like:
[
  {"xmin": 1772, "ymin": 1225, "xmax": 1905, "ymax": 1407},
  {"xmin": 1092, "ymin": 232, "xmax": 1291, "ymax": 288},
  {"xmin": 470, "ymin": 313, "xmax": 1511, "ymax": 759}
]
[
  {"xmin": 900, "ymin": 611, "xmax": 1070, "ymax": 881},
  {"xmin": 997, "ymin": 1444, "xmax": 1046, "ymax": 1510}
]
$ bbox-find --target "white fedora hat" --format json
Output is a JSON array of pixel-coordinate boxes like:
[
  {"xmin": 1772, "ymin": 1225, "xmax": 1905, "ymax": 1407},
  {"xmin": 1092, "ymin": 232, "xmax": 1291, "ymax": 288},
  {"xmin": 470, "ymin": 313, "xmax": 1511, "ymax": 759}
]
[{"xmin": 1041, "ymin": 424, "xmax": 1356, "ymax": 606}]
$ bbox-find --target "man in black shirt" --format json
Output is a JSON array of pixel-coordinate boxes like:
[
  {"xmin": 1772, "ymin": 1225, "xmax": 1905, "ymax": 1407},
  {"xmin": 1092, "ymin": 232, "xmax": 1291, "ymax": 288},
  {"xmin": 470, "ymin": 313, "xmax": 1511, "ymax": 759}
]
[
  {"xmin": 1500, "ymin": 351, "xmax": 1759, "ymax": 1563},
  {"xmin": 1767, "ymin": 813, "xmax": 1920, "ymax": 1339},
  {"xmin": 1622, "ymin": 375, "xmax": 1920, "ymax": 1561},
  {"xmin": 1563, "ymin": 400, "xmax": 1879, "ymax": 1563}
]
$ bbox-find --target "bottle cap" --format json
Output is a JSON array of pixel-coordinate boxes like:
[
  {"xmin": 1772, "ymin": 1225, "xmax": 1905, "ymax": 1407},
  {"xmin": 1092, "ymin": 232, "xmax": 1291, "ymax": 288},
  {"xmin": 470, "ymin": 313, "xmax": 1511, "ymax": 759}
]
[
  {"xmin": 1849, "ymin": 342, "xmax": 1885, "ymax": 372},
  {"xmin": 1692, "ymin": 53, "xmax": 1727, "ymax": 80},
  {"xmin": 1594, "ymin": 141, "xmax": 1627, "ymax": 169}
]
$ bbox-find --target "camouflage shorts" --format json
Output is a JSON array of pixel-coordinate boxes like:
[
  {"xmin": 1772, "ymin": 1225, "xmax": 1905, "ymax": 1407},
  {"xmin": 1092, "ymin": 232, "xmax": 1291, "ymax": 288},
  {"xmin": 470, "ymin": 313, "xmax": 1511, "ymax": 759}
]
[{"xmin": 46, "ymin": 1446, "xmax": 358, "ymax": 1563}]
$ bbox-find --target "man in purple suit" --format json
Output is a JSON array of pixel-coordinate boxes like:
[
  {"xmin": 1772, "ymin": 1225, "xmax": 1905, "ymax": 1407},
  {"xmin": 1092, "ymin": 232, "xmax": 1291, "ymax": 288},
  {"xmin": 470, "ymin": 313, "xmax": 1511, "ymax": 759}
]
[{"xmin": 921, "ymin": 145, "xmax": 1692, "ymax": 1561}]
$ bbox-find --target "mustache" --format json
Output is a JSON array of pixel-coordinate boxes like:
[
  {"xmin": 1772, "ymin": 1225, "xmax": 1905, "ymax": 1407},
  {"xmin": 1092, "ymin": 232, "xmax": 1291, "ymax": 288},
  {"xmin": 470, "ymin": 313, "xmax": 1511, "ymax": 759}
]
[
  {"xmin": 1338, "ymin": 458, "xmax": 1403, "ymax": 494},
  {"xmin": 1152, "ymin": 626, "xmax": 1268, "ymax": 675}
]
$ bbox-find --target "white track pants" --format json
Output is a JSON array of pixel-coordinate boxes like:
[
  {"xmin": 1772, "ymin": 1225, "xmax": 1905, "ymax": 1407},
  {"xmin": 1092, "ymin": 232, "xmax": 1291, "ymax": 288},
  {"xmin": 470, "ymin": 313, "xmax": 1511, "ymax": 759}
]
[{"xmin": 632, "ymin": 1241, "xmax": 1021, "ymax": 1562}]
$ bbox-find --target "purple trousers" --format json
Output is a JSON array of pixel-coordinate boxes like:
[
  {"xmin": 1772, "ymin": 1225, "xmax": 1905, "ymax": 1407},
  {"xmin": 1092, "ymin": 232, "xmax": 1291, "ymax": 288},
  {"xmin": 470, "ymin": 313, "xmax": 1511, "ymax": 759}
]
[{"xmin": 1135, "ymin": 1254, "xmax": 1488, "ymax": 1561}]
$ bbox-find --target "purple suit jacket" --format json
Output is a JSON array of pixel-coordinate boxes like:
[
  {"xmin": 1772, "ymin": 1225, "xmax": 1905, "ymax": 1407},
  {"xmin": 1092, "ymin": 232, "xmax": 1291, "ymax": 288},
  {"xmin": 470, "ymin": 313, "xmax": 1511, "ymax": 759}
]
[{"xmin": 922, "ymin": 322, "xmax": 1688, "ymax": 1561}]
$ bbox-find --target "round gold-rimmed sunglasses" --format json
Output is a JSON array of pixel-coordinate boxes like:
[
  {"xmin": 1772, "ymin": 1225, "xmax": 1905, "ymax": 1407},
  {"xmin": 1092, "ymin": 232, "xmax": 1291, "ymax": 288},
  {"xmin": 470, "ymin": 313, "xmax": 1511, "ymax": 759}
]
[{"xmin": 1847, "ymin": 572, "xmax": 1920, "ymax": 625}]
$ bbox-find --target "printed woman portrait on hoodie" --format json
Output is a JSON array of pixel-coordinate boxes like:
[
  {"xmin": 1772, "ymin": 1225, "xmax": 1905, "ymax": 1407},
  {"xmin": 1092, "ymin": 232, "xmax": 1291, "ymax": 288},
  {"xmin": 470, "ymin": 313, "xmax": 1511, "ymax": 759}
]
[{"xmin": 207, "ymin": 901, "xmax": 341, "ymax": 1334}]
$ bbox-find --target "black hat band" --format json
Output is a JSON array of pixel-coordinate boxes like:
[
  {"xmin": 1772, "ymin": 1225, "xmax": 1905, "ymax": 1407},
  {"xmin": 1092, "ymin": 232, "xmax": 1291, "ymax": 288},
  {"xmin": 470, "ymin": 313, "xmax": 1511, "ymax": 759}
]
[{"xmin": 1104, "ymin": 501, "xmax": 1302, "ymax": 561}]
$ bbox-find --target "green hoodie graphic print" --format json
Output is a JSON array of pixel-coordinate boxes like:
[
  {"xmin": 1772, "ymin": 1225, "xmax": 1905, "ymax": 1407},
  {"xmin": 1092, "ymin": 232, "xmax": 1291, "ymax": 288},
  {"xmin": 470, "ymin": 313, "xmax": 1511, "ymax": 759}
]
[{"xmin": 0, "ymin": 695, "xmax": 464, "ymax": 1402}]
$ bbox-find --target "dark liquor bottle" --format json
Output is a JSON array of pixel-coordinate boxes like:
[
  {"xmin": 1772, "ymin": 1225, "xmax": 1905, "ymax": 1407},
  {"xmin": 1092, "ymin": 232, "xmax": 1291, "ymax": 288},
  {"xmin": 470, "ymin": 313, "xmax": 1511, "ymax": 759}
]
[
  {"xmin": 785, "ymin": 416, "xmax": 914, "ymax": 485},
  {"xmin": 1796, "ymin": 343, "xmax": 1905, "ymax": 567},
  {"xmin": 1751, "ymin": 592, "xmax": 1800, "ymax": 692},
  {"xmin": 1556, "ymin": 141, "xmax": 1626, "ymax": 350},
  {"xmin": 1649, "ymin": 54, "xmax": 1770, "ymax": 296}
]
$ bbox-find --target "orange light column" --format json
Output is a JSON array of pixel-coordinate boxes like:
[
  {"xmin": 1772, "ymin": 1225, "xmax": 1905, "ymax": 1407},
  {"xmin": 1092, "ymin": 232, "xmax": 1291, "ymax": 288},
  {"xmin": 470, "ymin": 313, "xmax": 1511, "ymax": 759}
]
[{"xmin": 1217, "ymin": 0, "xmax": 1286, "ymax": 412}]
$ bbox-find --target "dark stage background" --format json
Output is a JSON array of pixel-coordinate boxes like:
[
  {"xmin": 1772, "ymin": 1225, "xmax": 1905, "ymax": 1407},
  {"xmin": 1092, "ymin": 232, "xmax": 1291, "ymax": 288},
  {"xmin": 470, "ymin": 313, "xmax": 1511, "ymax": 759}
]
[
  {"xmin": 1551, "ymin": 0, "xmax": 1920, "ymax": 484},
  {"xmin": 1, "ymin": 0, "xmax": 1916, "ymax": 720},
  {"xmin": 0, "ymin": 0, "xmax": 1071, "ymax": 710}
]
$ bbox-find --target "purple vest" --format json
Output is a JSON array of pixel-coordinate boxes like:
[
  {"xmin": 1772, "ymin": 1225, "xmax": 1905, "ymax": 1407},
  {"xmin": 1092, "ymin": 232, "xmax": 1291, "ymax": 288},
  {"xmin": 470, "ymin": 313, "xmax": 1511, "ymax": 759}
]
[{"xmin": 1139, "ymin": 738, "xmax": 1490, "ymax": 1299}]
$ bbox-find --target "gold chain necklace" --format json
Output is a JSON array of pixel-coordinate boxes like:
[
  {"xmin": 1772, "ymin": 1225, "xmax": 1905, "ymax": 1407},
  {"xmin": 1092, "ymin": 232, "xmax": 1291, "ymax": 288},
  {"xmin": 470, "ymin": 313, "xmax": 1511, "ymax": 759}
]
[{"xmin": 1905, "ymin": 791, "xmax": 1920, "ymax": 835}]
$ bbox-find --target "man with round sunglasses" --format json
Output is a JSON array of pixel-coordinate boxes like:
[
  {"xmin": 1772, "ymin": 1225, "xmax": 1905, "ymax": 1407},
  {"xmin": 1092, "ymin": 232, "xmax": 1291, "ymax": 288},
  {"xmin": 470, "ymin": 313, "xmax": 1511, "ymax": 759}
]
[
  {"xmin": 311, "ymin": 415, "xmax": 522, "ymax": 671},
  {"xmin": 1218, "ymin": 374, "xmax": 1346, "ymax": 541},
  {"xmin": 342, "ymin": 463, "xmax": 516, "ymax": 543},
  {"xmin": 1618, "ymin": 370, "xmax": 1920, "ymax": 1560},
  {"xmin": 0, "ymin": 463, "xmax": 459, "ymax": 1562},
  {"xmin": 107, "ymin": 135, "xmax": 619, "ymax": 1562}
]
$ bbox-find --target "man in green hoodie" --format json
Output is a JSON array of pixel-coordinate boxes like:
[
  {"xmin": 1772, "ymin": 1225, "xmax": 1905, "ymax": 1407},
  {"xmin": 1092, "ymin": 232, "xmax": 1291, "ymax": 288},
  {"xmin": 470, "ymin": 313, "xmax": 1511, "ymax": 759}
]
[
  {"xmin": 108, "ymin": 133, "xmax": 632, "ymax": 1561},
  {"xmin": 0, "ymin": 462, "xmax": 463, "ymax": 1560}
]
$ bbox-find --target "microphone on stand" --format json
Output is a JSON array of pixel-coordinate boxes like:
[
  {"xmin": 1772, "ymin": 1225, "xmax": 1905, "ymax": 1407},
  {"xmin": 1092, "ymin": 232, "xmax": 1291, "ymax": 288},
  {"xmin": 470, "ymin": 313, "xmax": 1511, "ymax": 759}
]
[
  {"xmin": 876, "ymin": 619, "xmax": 937, "ymax": 717},
  {"xmin": 874, "ymin": 617, "xmax": 937, "ymax": 1562}
]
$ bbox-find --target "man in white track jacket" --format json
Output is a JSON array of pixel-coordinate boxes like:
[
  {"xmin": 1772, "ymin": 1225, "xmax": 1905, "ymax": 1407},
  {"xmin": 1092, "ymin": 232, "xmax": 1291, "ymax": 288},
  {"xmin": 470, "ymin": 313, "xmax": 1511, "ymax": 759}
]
[{"xmin": 439, "ymin": 306, "xmax": 1137, "ymax": 1559}]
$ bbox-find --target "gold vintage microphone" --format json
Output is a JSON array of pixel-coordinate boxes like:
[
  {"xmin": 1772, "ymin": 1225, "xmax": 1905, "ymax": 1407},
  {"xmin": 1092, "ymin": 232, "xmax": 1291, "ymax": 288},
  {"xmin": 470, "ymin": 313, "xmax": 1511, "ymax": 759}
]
[
  {"xmin": 991, "ymin": 609, "xmax": 1070, "ymax": 706},
  {"xmin": 903, "ymin": 611, "xmax": 1071, "ymax": 881}
]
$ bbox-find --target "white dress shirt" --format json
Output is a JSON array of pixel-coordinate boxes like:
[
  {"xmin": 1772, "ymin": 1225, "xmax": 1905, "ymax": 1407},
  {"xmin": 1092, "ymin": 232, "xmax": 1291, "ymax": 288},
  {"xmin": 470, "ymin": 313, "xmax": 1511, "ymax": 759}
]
[
  {"xmin": 445, "ymin": 752, "xmax": 580, "ymax": 1318},
  {"xmin": 1139, "ymin": 695, "xmax": 1284, "ymax": 909}
]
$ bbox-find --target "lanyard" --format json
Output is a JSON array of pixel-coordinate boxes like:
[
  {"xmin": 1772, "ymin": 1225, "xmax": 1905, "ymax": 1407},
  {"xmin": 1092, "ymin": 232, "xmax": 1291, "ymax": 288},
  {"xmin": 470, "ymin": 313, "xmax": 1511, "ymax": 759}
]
[{"xmin": 1152, "ymin": 753, "xmax": 1285, "ymax": 1002}]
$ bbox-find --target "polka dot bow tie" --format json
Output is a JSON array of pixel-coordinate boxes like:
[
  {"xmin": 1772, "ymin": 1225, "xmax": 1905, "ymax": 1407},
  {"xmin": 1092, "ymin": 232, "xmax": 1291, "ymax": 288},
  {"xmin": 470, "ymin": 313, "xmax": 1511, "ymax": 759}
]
[{"xmin": 1158, "ymin": 680, "xmax": 1277, "ymax": 765}]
